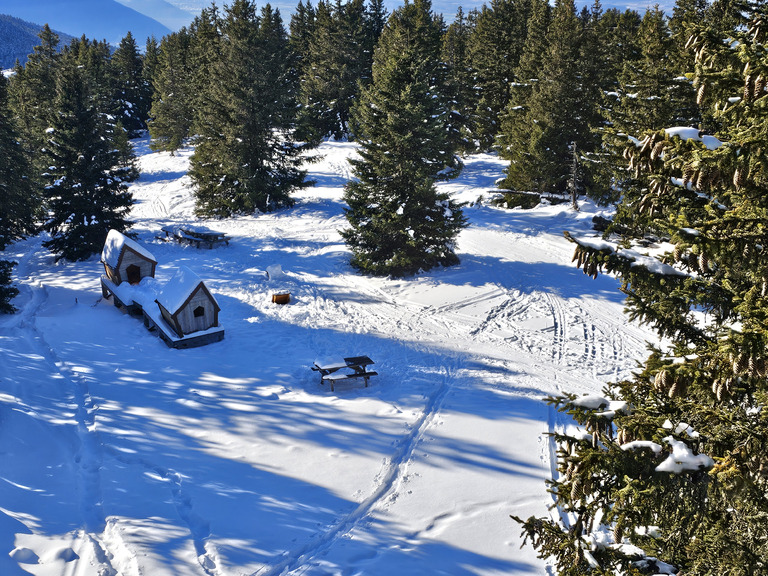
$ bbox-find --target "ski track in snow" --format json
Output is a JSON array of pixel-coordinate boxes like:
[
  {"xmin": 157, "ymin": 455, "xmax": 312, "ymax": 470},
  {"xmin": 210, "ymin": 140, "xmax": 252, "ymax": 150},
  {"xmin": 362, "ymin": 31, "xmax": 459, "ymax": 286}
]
[{"xmin": 0, "ymin": 139, "xmax": 657, "ymax": 576}]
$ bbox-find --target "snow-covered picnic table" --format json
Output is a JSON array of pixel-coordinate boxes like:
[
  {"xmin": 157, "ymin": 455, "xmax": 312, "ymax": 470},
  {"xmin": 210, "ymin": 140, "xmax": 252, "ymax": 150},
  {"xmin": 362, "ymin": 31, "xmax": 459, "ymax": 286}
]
[
  {"xmin": 160, "ymin": 225, "xmax": 229, "ymax": 249},
  {"xmin": 312, "ymin": 356, "xmax": 378, "ymax": 391}
]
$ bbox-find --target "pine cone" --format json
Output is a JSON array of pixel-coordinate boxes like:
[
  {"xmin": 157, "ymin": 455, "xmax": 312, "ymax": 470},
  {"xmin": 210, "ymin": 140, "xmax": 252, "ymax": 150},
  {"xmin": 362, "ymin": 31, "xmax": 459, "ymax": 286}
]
[
  {"xmin": 650, "ymin": 141, "xmax": 665, "ymax": 161},
  {"xmin": 733, "ymin": 165, "xmax": 745, "ymax": 189},
  {"xmin": 613, "ymin": 517, "xmax": 624, "ymax": 542},
  {"xmin": 699, "ymin": 252, "xmax": 709, "ymax": 273},
  {"xmin": 571, "ymin": 477, "xmax": 584, "ymax": 501},
  {"xmin": 754, "ymin": 75, "xmax": 765, "ymax": 98},
  {"xmin": 697, "ymin": 82, "xmax": 706, "ymax": 105},
  {"xmin": 744, "ymin": 74, "xmax": 754, "ymax": 101}
]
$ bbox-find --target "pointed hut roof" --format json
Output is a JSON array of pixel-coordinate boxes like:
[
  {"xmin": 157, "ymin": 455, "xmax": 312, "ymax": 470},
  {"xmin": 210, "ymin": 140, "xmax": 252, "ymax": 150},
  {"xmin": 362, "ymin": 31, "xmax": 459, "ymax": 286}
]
[
  {"xmin": 101, "ymin": 229, "xmax": 157, "ymax": 267},
  {"xmin": 155, "ymin": 266, "xmax": 220, "ymax": 315}
]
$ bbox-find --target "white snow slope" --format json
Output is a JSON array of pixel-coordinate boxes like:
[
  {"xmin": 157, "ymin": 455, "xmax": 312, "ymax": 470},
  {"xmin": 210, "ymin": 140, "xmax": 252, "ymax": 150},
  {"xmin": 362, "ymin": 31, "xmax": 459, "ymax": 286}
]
[{"xmin": 0, "ymin": 138, "xmax": 656, "ymax": 576}]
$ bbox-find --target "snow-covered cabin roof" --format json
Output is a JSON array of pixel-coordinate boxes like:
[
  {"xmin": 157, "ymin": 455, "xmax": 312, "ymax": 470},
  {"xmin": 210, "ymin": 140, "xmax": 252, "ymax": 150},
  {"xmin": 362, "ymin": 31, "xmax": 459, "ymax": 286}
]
[
  {"xmin": 156, "ymin": 266, "xmax": 220, "ymax": 314},
  {"xmin": 101, "ymin": 229, "xmax": 157, "ymax": 267}
]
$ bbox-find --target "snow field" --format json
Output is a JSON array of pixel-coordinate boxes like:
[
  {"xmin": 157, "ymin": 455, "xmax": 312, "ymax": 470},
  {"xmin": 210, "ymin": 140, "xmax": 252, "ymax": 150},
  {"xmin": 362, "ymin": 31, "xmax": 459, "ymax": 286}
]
[{"xmin": 0, "ymin": 138, "xmax": 657, "ymax": 575}]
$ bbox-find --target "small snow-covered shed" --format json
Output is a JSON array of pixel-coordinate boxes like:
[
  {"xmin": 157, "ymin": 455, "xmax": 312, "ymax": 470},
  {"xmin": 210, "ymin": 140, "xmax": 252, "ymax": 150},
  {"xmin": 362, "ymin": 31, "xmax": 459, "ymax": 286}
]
[
  {"xmin": 101, "ymin": 230, "xmax": 157, "ymax": 286},
  {"xmin": 155, "ymin": 266, "xmax": 220, "ymax": 337}
]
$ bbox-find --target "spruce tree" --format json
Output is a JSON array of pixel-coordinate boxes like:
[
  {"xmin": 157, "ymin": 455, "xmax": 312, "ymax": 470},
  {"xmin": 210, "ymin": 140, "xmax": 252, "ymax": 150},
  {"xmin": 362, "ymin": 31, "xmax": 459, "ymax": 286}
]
[
  {"xmin": 595, "ymin": 7, "xmax": 697, "ymax": 208},
  {"xmin": 342, "ymin": 0, "xmax": 466, "ymax": 277},
  {"xmin": 297, "ymin": 0, "xmax": 376, "ymax": 141},
  {"xmin": 0, "ymin": 74, "xmax": 38, "ymax": 250},
  {"xmin": 441, "ymin": 7, "xmax": 477, "ymax": 154},
  {"xmin": 190, "ymin": 1, "xmax": 307, "ymax": 217},
  {"xmin": 10, "ymin": 25, "xmax": 60, "ymax": 185},
  {"xmin": 467, "ymin": 0, "xmax": 532, "ymax": 150},
  {"xmin": 112, "ymin": 32, "xmax": 149, "ymax": 137},
  {"xmin": 515, "ymin": 7, "xmax": 768, "ymax": 574},
  {"xmin": 42, "ymin": 58, "xmax": 136, "ymax": 262},
  {"xmin": 148, "ymin": 29, "xmax": 194, "ymax": 153},
  {"xmin": 142, "ymin": 36, "xmax": 160, "ymax": 115},
  {"xmin": 498, "ymin": 0, "xmax": 586, "ymax": 194},
  {"xmin": 0, "ymin": 74, "xmax": 35, "ymax": 314}
]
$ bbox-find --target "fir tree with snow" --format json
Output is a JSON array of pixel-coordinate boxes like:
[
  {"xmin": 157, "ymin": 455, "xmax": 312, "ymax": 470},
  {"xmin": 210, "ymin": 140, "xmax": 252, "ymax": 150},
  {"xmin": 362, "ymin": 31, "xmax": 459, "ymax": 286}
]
[
  {"xmin": 190, "ymin": 1, "xmax": 308, "ymax": 217},
  {"xmin": 515, "ymin": 7, "xmax": 768, "ymax": 574},
  {"xmin": 342, "ymin": 0, "xmax": 466, "ymax": 277},
  {"xmin": 148, "ymin": 29, "xmax": 195, "ymax": 153},
  {"xmin": 467, "ymin": 0, "xmax": 531, "ymax": 151},
  {"xmin": 0, "ymin": 73, "xmax": 38, "ymax": 251},
  {"xmin": 41, "ymin": 58, "xmax": 136, "ymax": 262},
  {"xmin": 498, "ymin": 0, "xmax": 588, "ymax": 195},
  {"xmin": 111, "ymin": 32, "xmax": 150, "ymax": 138}
]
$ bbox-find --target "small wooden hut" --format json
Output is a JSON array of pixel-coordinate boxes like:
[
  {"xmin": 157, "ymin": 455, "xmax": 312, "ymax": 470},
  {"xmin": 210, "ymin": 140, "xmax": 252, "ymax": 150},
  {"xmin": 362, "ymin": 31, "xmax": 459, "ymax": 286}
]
[
  {"xmin": 101, "ymin": 229, "xmax": 157, "ymax": 285},
  {"xmin": 155, "ymin": 266, "xmax": 221, "ymax": 338}
]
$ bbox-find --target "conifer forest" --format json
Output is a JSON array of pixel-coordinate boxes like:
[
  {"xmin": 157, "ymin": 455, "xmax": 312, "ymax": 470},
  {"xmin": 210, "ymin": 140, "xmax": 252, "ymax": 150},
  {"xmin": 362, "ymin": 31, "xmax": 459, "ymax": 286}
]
[{"xmin": 2, "ymin": 0, "xmax": 768, "ymax": 574}]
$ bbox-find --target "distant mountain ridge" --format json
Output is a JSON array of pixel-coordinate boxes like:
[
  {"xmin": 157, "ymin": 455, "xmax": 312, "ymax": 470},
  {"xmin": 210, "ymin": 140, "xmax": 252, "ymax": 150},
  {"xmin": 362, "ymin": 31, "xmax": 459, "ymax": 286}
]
[
  {"xmin": 2, "ymin": 0, "xmax": 171, "ymax": 46},
  {"xmin": 0, "ymin": 14, "xmax": 75, "ymax": 70}
]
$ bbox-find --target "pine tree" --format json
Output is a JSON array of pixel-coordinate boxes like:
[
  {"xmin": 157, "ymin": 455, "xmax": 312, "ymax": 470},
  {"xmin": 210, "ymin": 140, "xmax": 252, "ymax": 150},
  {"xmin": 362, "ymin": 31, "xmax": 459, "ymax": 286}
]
[
  {"xmin": 297, "ymin": 0, "xmax": 376, "ymax": 141},
  {"xmin": 148, "ymin": 29, "xmax": 194, "ymax": 153},
  {"xmin": 342, "ymin": 0, "xmax": 466, "ymax": 277},
  {"xmin": 467, "ymin": 0, "xmax": 532, "ymax": 150},
  {"xmin": 0, "ymin": 74, "xmax": 35, "ymax": 313},
  {"xmin": 0, "ymin": 74, "xmax": 38, "ymax": 250},
  {"xmin": 290, "ymin": 0, "xmax": 316, "ymax": 63},
  {"xmin": 112, "ymin": 32, "xmax": 149, "ymax": 137},
  {"xmin": 498, "ymin": 0, "xmax": 586, "ymax": 194},
  {"xmin": 190, "ymin": 1, "xmax": 307, "ymax": 217},
  {"xmin": 595, "ymin": 7, "xmax": 697, "ymax": 208},
  {"xmin": 441, "ymin": 7, "xmax": 477, "ymax": 154},
  {"xmin": 515, "ymin": 7, "xmax": 768, "ymax": 574},
  {"xmin": 142, "ymin": 37, "xmax": 160, "ymax": 115},
  {"xmin": 9, "ymin": 25, "xmax": 60, "ymax": 185},
  {"xmin": 42, "ymin": 58, "xmax": 136, "ymax": 262}
]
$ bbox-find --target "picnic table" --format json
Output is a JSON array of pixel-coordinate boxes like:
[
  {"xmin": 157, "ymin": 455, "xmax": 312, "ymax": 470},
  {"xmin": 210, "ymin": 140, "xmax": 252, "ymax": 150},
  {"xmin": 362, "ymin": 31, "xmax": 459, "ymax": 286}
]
[
  {"xmin": 160, "ymin": 226, "xmax": 229, "ymax": 249},
  {"xmin": 312, "ymin": 356, "xmax": 377, "ymax": 391}
]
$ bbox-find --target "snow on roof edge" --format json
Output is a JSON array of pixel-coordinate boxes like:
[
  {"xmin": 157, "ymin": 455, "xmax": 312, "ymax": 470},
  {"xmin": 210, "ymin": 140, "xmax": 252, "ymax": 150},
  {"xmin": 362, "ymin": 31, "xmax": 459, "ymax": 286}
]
[
  {"xmin": 156, "ymin": 265, "xmax": 219, "ymax": 314},
  {"xmin": 102, "ymin": 229, "xmax": 157, "ymax": 268}
]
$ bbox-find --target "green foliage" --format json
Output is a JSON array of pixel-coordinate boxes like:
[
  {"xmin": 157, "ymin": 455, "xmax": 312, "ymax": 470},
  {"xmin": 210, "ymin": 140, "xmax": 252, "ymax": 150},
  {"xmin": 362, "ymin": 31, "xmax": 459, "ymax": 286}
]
[
  {"xmin": 592, "ymin": 7, "xmax": 698, "ymax": 206},
  {"xmin": 499, "ymin": 0, "xmax": 591, "ymax": 195},
  {"xmin": 148, "ymin": 29, "xmax": 194, "ymax": 152},
  {"xmin": 440, "ymin": 7, "xmax": 477, "ymax": 154},
  {"xmin": 8, "ymin": 24, "xmax": 60, "ymax": 187},
  {"xmin": 0, "ymin": 260, "xmax": 18, "ymax": 314},
  {"xmin": 342, "ymin": 0, "xmax": 466, "ymax": 276},
  {"xmin": 467, "ymin": 0, "xmax": 532, "ymax": 151},
  {"xmin": 0, "ymin": 73, "xmax": 37, "ymax": 250},
  {"xmin": 516, "ymin": 7, "xmax": 768, "ymax": 574},
  {"xmin": 190, "ymin": 1, "xmax": 308, "ymax": 217},
  {"xmin": 41, "ymin": 58, "xmax": 136, "ymax": 262},
  {"xmin": 112, "ymin": 32, "xmax": 150, "ymax": 137},
  {"xmin": 296, "ymin": 0, "xmax": 385, "ymax": 142}
]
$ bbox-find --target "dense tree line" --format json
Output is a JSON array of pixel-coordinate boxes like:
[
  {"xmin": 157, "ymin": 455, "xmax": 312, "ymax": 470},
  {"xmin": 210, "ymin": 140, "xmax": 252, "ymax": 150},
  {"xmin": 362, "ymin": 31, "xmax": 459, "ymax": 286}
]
[{"xmin": 0, "ymin": 0, "xmax": 757, "ymax": 279}]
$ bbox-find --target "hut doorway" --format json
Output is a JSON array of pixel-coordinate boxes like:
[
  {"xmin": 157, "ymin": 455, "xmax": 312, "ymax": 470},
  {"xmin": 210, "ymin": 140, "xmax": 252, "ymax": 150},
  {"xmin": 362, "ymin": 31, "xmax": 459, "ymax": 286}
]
[
  {"xmin": 193, "ymin": 306, "xmax": 205, "ymax": 318},
  {"xmin": 126, "ymin": 264, "xmax": 142, "ymax": 284}
]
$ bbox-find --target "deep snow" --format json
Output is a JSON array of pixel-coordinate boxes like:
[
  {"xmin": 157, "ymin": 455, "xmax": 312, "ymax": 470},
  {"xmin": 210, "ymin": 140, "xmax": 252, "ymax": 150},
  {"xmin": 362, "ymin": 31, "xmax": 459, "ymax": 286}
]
[{"xmin": 0, "ymin": 138, "xmax": 657, "ymax": 575}]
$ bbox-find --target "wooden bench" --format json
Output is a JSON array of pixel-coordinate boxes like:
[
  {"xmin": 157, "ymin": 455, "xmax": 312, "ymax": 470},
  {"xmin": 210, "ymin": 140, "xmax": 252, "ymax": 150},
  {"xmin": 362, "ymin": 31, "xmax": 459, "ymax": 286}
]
[{"xmin": 312, "ymin": 356, "xmax": 377, "ymax": 391}]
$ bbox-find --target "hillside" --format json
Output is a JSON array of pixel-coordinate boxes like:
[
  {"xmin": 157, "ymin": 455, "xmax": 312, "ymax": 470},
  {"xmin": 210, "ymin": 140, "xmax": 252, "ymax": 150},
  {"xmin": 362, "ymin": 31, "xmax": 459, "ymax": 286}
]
[
  {"xmin": 2, "ymin": 0, "xmax": 170, "ymax": 46},
  {"xmin": 0, "ymin": 15, "xmax": 74, "ymax": 69},
  {"xmin": 0, "ymin": 138, "xmax": 657, "ymax": 575}
]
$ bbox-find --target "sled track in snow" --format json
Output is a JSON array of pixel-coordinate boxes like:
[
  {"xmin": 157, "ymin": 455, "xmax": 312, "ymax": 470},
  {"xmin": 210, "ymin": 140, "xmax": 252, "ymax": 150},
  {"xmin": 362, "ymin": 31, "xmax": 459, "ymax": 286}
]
[{"xmin": 253, "ymin": 357, "xmax": 460, "ymax": 576}]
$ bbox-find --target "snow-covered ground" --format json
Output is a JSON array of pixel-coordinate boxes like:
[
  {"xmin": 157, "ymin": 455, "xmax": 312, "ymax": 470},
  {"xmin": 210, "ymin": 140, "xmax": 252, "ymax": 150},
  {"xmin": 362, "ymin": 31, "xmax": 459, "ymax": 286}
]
[{"xmin": 0, "ymin": 139, "xmax": 656, "ymax": 575}]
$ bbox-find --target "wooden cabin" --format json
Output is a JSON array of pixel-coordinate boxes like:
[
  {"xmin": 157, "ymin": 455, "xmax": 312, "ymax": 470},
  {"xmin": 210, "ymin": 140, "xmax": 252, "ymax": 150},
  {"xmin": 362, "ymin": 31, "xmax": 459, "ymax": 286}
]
[
  {"xmin": 101, "ymin": 229, "xmax": 157, "ymax": 285},
  {"xmin": 155, "ymin": 266, "xmax": 221, "ymax": 338}
]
